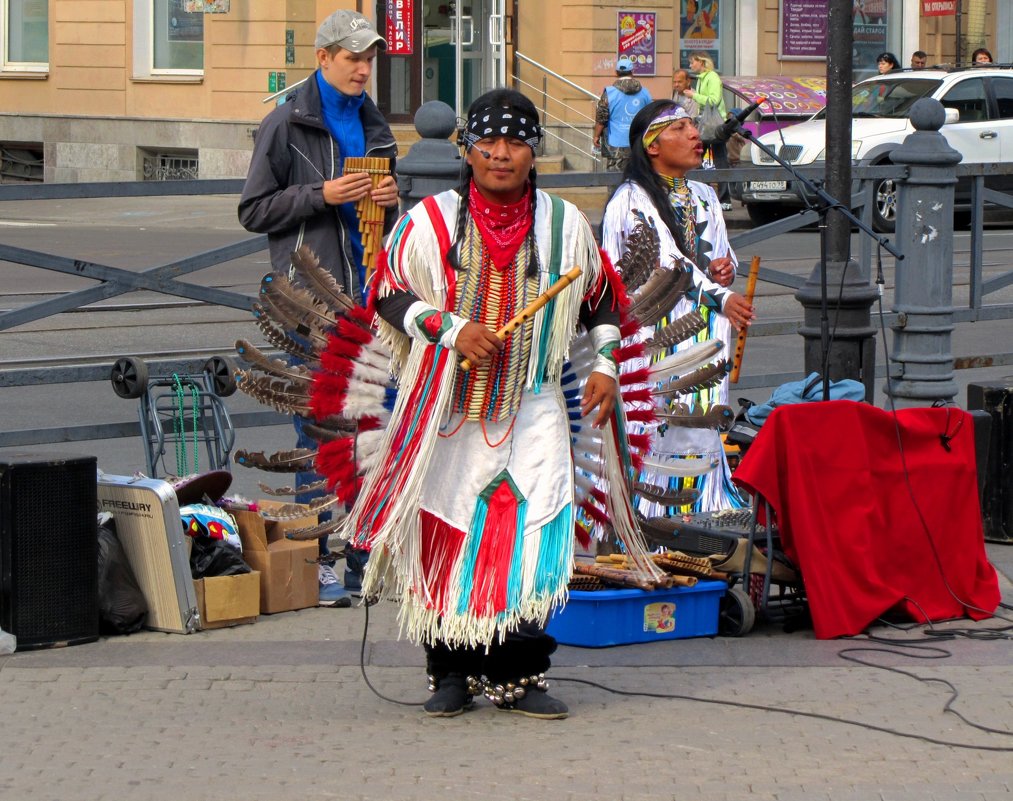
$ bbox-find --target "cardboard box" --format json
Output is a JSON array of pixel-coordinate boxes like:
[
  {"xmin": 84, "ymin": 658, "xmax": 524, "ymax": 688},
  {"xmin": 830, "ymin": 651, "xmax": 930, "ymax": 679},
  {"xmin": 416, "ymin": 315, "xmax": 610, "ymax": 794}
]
[
  {"xmin": 230, "ymin": 503, "xmax": 320, "ymax": 614},
  {"xmin": 194, "ymin": 571, "xmax": 260, "ymax": 629}
]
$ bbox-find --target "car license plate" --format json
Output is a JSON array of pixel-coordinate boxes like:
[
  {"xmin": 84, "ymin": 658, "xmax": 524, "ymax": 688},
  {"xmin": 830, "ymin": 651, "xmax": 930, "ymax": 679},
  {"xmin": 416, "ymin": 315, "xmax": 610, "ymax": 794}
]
[{"xmin": 748, "ymin": 181, "xmax": 787, "ymax": 192}]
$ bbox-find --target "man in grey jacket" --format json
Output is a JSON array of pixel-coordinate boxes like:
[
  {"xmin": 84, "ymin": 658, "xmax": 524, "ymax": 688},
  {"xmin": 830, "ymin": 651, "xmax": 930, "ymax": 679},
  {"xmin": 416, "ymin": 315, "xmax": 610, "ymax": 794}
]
[{"xmin": 239, "ymin": 10, "xmax": 398, "ymax": 606}]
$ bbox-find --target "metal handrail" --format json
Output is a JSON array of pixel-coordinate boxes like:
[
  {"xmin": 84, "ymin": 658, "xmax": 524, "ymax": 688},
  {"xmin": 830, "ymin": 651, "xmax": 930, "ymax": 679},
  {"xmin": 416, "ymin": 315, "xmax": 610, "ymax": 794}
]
[
  {"xmin": 515, "ymin": 52, "xmax": 599, "ymax": 101},
  {"xmin": 514, "ymin": 51, "xmax": 602, "ymax": 168}
]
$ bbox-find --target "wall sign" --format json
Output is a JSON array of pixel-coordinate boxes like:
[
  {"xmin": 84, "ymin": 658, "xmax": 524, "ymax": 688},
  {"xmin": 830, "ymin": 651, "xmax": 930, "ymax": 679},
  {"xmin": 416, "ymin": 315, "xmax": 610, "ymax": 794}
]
[
  {"xmin": 779, "ymin": 0, "xmax": 828, "ymax": 60},
  {"xmin": 386, "ymin": 0, "xmax": 414, "ymax": 56},
  {"xmin": 617, "ymin": 11, "xmax": 656, "ymax": 76}
]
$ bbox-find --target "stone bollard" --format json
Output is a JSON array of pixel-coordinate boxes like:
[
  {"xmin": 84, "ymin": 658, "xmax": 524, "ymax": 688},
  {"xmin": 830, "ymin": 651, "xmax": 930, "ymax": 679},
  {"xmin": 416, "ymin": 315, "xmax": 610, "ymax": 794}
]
[
  {"xmin": 396, "ymin": 100, "xmax": 463, "ymax": 210},
  {"xmin": 884, "ymin": 97, "xmax": 961, "ymax": 404}
]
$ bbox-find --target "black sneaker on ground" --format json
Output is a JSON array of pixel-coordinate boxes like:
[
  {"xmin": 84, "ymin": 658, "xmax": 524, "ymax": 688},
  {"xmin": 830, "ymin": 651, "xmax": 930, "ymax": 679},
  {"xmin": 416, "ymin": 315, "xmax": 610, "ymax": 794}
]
[{"xmin": 423, "ymin": 674, "xmax": 474, "ymax": 718}]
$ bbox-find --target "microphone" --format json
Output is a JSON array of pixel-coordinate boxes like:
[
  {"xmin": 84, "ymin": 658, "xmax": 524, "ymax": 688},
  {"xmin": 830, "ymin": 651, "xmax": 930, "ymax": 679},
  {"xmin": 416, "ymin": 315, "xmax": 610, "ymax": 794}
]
[
  {"xmin": 474, "ymin": 147, "xmax": 492, "ymax": 160},
  {"xmin": 712, "ymin": 96, "xmax": 767, "ymax": 142}
]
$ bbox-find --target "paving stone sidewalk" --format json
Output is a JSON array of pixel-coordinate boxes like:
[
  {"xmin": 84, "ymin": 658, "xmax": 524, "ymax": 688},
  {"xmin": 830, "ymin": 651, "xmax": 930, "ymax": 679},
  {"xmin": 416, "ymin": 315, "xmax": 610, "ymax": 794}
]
[{"xmin": 2, "ymin": 562, "xmax": 1012, "ymax": 801}]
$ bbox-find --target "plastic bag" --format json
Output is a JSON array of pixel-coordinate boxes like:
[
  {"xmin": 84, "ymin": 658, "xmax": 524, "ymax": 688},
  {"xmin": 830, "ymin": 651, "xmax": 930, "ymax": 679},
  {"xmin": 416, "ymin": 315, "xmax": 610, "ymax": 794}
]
[
  {"xmin": 97, "ymin": 517, "xmax": 148, "ymax": 635},
  {"xmin": 189, "ymin": 535, "xmax": 251, "ymax": 579},
  {"xmin": 744, "ymin": 372, "xmax": 866, "ymax": 426},
  {"xmin": 696, "ymin": 101, "xmax": 724, "ymax": 144},
  {"xmin": 0, "ymin": 628, "xmax": 15, "ymax": 654}
]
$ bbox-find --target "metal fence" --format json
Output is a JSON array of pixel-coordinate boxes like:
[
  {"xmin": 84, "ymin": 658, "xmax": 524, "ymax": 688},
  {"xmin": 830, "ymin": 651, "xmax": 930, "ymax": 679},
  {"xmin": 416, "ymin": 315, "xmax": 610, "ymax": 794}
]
[{"xmin": 2, "ymin": 162, "xmax": 1011, "ymax": 448}]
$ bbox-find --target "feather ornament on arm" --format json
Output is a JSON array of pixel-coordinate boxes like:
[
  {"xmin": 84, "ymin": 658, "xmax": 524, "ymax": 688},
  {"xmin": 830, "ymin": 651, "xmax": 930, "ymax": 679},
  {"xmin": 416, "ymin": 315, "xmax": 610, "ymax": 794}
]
[
  {"xmin": 258, "ymin": 274, "xmax": 335, "ymax": 347},
  {"xmin": 289, "ymin": 245, "xmax": 356, "ymax": 314},
  {"xmin": 643, "ymin": 310, "xmax": 708, "ymax": 355},
  {"xmin": 258, "ymin": 478, "xmax": 329, "ymax": 497},
  {"xmin": 258, "ymin": 495, "xmax": 343, "ymax": 521},
  {"xmin": 235, "ymin": 339, "xmax": 312, "ymax": 385},
  {"xmin": 626, "ymin": 264, "xmax": 694, "ymax": 327},
  {"xmin": 233, "ymin": 448, "xmax": 317, "ymax": 472},
  {"xmin": 647, "ymin": 339, "xmax": 724, "ymax": 383},
  {"xmin": 252, "ymin": 304, "xmax": 316, "ymax": 360},
  {"xmin": 651, "ymin": 360, "xmax": 731, "ymax": 398},
  {"xmin": 615, "ymin": 210, "xmax": 661, "ymax": 294},
  {"xmin": 235, "ymin": 370, "xmax": 311, "ymax": 416},
  {"xmin": 633, "ymin": 482, "xmax": 700, "ymax": 506},
  {"xmin": 654, "ymin": 404, "xmax": 735, "ymax": 430}
]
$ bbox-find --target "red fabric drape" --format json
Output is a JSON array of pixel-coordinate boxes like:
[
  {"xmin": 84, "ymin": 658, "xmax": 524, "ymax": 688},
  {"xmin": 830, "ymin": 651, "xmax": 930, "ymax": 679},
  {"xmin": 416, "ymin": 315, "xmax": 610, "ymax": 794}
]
[{"xmin": 733, "ymin": 400, "xmax": 1000, "ymax": 639}]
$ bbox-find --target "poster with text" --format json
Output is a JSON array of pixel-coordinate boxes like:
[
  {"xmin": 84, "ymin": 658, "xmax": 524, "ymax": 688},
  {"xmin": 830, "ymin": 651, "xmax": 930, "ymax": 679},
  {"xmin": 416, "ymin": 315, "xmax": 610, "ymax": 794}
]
[
  {"xmin": 617, "ymin": 11, "xmax": 656, "ymax": 76},
  {"xmin": 679, "ymin": 0, "xmax": 721, "ymax": 72},
  {"xmin": 780, "ymin": 0, "xmax": 829, "ymax": 60},
  {"xmin": 386, "ymin": 0, "xmax": 414, "ymax": 55}
]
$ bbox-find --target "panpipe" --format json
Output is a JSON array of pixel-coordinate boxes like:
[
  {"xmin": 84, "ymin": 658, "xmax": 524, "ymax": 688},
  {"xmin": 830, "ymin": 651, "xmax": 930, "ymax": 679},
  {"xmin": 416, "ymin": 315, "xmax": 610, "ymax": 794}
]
[{"xmin": 343, "ymin": 156, "xmax": 391, "ymax": 284}]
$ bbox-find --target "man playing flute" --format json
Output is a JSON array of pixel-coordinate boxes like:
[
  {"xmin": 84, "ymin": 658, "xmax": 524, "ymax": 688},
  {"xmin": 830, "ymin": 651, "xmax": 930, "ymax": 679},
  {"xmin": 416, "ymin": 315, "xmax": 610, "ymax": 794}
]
[{"xmin": 238, "ymin": 10, "xmax": 398, "ymax": 606}]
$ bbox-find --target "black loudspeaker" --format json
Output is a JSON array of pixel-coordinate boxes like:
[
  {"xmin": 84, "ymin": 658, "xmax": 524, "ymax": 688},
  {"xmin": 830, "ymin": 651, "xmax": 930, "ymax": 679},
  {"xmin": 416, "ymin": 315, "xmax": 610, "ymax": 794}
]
[
  {"xmin": 0, "ymin": 453, "xmax": 100, "ymax": 649},
  {"xmin": 968, "ymin": 382, "xmax": 1013, "ymax": 544}
]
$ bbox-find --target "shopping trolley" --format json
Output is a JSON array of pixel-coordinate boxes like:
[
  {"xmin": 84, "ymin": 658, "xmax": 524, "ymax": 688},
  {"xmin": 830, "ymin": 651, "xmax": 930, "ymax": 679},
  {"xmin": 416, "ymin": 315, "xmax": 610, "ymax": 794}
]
[{"xmin": 110, "ymin": 355, "xmax": 238, "ymax": 479}]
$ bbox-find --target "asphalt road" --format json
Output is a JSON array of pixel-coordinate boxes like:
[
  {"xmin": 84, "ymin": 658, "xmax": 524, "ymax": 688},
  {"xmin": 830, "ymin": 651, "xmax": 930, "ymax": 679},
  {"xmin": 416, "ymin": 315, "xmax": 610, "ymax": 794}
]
[{"xmin": 2, "ymin": 194, "xmax": 1013, "ymax": 801}]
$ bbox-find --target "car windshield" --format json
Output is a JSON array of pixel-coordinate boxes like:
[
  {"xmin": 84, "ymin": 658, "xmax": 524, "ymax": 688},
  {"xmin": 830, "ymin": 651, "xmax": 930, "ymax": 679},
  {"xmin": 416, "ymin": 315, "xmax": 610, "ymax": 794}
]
[{"xmin": 812, "ymin": 78, "xmax": 942, "ymax": 120}]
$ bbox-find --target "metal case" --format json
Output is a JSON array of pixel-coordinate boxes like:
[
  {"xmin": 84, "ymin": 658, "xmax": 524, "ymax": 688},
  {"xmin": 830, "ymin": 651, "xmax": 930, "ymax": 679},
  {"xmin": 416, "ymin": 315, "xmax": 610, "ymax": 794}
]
[{"xmin": 97, "ymin": 474, "xmax": 200, "ymax": 633}]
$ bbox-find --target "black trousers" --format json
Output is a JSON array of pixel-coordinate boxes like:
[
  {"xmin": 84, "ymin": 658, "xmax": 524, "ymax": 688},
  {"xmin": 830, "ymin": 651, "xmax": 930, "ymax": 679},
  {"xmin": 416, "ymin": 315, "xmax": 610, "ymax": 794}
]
[{"xmin": 425, "ymin": 621, "xmax": 557, "ymax": 684}]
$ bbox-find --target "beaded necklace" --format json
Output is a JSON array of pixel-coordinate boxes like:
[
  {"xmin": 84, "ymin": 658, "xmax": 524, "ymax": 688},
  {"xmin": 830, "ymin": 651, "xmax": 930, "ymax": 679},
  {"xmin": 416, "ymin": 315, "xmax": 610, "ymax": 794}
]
[{"xmin": 661, "ymin": 173, "xmax": 698, "ymax": 260}]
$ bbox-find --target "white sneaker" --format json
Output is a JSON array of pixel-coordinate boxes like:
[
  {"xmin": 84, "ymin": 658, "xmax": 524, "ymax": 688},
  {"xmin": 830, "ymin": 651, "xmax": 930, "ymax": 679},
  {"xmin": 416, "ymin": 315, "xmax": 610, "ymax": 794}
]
[{"xmin": 318, "ymin": 563, "xmax": 351, "ymax": 607}]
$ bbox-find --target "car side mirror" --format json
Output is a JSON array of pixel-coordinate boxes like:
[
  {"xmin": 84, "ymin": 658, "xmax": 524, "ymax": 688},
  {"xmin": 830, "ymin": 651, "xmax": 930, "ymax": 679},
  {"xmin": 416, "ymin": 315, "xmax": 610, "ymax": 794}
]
[{"xmin": 943, "ymin": 107, "xmax": 960, "ymax": 125}]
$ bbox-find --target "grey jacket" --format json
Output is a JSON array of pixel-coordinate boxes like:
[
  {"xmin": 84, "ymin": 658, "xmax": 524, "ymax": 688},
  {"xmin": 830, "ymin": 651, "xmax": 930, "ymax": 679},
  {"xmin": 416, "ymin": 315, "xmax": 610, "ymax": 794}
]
[{"xmin": 238, "ymin": 72, "xmax": 397, "ymax": 303}]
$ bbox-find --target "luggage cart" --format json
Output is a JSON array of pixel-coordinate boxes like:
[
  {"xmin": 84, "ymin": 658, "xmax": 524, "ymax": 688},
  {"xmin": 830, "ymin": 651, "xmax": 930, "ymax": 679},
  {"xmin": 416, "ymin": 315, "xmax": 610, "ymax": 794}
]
[
  {"xmin": 110, "ymin": 356, "xmax": 238, "ymax": 479},
  {"xmin": 639, "ymin": 503, "xmax": 807, "ymax": 637}
]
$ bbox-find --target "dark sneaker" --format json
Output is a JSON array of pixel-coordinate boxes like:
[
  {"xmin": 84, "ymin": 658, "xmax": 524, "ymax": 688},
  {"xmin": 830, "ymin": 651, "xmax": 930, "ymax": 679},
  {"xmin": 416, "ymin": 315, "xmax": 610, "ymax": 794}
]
[
  {"xmin": 424, "ymin": 674, "xmax": 473, "ymax": 718},
  {"xmin": 502, "ymin": 690, "xmax": 569, "ymax": 720}
]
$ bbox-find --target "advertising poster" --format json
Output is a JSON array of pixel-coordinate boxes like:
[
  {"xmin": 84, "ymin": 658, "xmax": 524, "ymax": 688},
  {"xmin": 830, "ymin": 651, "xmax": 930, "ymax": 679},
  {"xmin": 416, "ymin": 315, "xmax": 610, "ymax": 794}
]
[
  {"xmin": 386, "ymin": 0, "xmax": 414, "ymax": 55},
  {"xmin": 780, "ymin": 0, "xmax": 829, "ymax": 60},
  {"xmin": 853, "ymin": 0, "xmax": 888, "ymax": 73},
  {"xmin": 679, "ymin": 0, "xmax": 720, "ymax": 71},
  {"xmin": 617, "ymin": 11, "xmax": 656, "ymax": 76},
  {"xmin": 168, "ymin": 0, "xmax": 204, "ymax": 42}
]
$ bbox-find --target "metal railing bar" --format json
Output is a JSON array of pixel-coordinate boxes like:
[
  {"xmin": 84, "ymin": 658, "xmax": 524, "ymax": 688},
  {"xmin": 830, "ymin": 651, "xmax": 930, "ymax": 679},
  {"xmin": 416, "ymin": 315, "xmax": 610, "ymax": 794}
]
[
  {"xmin": 0, "ymin": 237, "xmax": 264, "ymax": 330},
  {"xmin": 0, "ymin": 178, "xmax": 246, "ymax": 203},
  {"xmin": 512, "ymin": 76, "xmax": 595, "ymax": 125},
  {"xmin": 970, "ymin": 175, "xmax": 985, "ymax": 310},
  {"xmin": 0, "ymin": 410, "xmax": 289, "ymax": 449},
  {"xmin": 515, "ymin": 52, "xmax": 600, "ymax": 101}
]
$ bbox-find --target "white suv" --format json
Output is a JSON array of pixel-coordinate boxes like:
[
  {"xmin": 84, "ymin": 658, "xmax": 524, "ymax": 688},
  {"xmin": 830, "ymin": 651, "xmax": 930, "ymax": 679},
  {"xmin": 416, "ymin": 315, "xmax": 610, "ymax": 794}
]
[{"xmin": 742, "ymin": 66, "xmax": 1013, "ymax": 231}]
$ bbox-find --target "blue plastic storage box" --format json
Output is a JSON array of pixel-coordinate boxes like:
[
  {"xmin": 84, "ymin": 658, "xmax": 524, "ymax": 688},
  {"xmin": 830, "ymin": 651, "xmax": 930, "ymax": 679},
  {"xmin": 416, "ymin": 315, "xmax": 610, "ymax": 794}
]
[{"xmin": 546, "ymin": 580, "xmax": 726, "ymax": 647}]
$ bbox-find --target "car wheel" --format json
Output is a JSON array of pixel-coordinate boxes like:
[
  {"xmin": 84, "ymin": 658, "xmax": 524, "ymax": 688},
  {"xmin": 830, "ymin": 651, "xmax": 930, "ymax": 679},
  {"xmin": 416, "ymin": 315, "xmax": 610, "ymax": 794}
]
[
  {"xmin": 745, "ymin": 203, "xmax": 789, "ymax": 227},
  {"xmin": 872, "ymin": 175, "xmax": 897, "ymax": 233}
]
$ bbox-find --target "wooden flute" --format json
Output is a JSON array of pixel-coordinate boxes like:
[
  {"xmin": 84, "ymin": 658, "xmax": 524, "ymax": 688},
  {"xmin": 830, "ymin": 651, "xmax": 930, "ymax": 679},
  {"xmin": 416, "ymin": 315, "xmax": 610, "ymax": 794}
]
[
  {"xmin": 729, "ymin": 255, "xmax": 760, "ymax": 384},
  {"xmin": 459, "ymin": 266, "xmax": 583, "ymax": 372}
]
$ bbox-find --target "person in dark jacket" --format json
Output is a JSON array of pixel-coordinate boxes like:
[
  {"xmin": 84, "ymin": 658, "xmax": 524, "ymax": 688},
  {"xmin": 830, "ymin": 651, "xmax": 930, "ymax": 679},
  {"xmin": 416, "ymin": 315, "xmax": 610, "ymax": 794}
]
[{"xmin": 238, "ymin": 9, "xmax": 398, "ymax": 606}]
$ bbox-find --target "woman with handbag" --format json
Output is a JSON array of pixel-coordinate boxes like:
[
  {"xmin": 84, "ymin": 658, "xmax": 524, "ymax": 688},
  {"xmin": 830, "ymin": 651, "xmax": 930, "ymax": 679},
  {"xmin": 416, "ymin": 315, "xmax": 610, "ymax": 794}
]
[{"xmin": 684, "ymin": 52, "xmax": 731, "ymax": 210}]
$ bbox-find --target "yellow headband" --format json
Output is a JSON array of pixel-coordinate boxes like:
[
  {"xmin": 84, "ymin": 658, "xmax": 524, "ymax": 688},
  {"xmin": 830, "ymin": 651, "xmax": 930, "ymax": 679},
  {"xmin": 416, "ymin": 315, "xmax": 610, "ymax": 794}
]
[{"xmin": 642, "ymin": 106, "xmax": 692, "ymax": 148}]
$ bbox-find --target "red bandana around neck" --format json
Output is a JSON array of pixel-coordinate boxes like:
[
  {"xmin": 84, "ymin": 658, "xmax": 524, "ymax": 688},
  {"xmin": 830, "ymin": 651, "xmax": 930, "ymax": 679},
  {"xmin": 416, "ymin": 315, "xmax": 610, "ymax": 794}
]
[{"xmin": 468, "ymin": 180, "xmax": 533, "ymax": 270}]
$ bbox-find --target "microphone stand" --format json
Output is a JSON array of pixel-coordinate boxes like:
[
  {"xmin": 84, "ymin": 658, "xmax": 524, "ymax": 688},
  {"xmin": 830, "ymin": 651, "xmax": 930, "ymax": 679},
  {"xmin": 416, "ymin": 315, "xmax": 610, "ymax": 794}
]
[{"xmin": 732, "ymin": 122, "xmax": 904, "ymax": 401}]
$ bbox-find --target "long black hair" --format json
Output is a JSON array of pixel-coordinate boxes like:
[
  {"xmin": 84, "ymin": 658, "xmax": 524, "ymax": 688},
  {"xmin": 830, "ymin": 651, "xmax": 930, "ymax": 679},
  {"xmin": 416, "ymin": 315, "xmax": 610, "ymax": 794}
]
[
  {"xmin": 606, "ymin": 98, "xmax": 690, "ymax": 257},
  {"xmin": 448, "ymin": 88, "xmax": 541, "ymax": 277}
]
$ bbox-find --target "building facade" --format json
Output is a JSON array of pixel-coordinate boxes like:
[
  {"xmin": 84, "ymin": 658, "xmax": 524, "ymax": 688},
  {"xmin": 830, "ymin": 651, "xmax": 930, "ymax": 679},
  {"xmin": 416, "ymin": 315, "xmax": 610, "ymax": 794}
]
[{"xmin": 0, "ymin": 1, "xmax": 1004, "ymax": 182}]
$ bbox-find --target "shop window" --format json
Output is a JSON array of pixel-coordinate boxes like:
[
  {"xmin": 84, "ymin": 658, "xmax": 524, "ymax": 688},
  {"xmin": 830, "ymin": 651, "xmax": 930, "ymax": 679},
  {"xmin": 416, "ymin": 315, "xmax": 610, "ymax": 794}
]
[
  {"xmin": 1, "ymin": 141, "xmax": 43, "ymax": 181},
  {"xmin": 140, "ymin": 147, "xmax": 199, "ymax": 180},
  {"xmin": 2, "ymin": 0, "xmax": 48, "ymax": 72},
  {"xmin": 133, "ymin": 0, "xmax": 204, "ymax": 77}
]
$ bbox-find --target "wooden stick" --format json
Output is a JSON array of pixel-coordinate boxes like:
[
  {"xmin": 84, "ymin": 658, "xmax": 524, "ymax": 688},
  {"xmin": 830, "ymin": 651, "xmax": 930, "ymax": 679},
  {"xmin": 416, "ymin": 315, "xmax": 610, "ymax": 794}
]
[
  {"xmin": 459, "ymin": 266, "xmax": 583, "ymax": 371},
  {"xmin": 729, "ymin": 255, "xmax": 760, "ymax": 384}
]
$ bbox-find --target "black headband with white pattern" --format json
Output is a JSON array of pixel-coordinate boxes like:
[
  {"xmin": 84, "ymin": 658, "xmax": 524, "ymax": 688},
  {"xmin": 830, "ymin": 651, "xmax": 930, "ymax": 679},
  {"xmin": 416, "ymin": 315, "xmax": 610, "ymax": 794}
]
[{"xmin": 462, "ymin": 106, "xmax": 542, "ymax": 152}]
